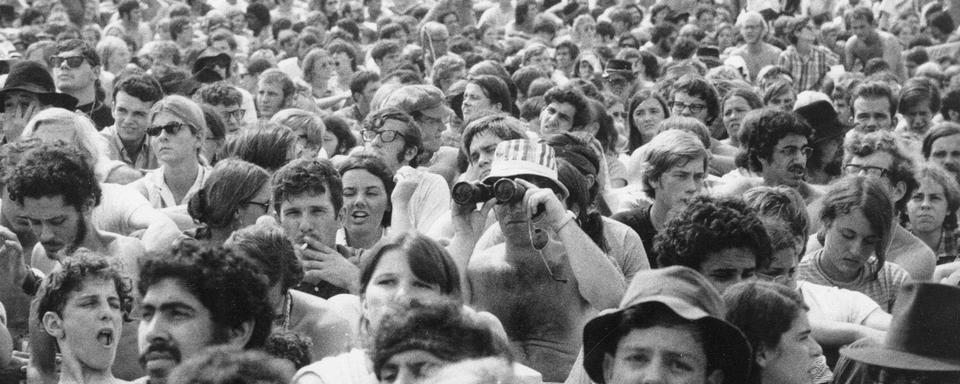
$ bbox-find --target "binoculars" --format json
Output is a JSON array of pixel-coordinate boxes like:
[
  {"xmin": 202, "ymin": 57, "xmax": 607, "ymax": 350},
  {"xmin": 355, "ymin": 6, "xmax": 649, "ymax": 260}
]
[{"xmin": 452, "ymin": 179, "xmax": 528, "ymax": 206}]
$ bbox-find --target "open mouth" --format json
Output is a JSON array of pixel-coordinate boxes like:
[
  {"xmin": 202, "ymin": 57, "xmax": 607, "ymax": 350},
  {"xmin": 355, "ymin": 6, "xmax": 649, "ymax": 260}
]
[
  {"xmin": 351, "ymin": 211, "xmax": 369, "ymax": 219},
  {"xmin": 96, "ymin": 328, "xmax": 114, "ymax": 347}
]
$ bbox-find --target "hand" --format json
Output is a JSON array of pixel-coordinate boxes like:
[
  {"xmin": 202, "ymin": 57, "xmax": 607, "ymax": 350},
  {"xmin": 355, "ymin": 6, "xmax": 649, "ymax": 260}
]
[
  {"xmin": 515, "ymin": 179, "xmax": 567, "ymax": 229},
  {"xmin": 2, "ymin": 103, "xmax": 37, "ymax": 141},
  {"xmin": 451, "ymin": 196, "xmax": 494, "ymax": 240},
  {"xmin": 299, "ymin": 236, "xmax": 360, "ymax": 293},
  {"xmin": 0, "ymin": 225, "xmax": 26, "ymax": 288},
  {"xmin": 391, "ymin": 166, "xmax": 422, "ymax": 207}
]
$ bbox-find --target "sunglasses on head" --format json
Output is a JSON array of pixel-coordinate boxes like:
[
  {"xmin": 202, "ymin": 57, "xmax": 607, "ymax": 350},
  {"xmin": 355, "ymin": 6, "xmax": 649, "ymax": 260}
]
[
  {"xmin": 49, "ymin": 55, "xmax": 87, "ymax": 69},
  {"xmin": 147, "ymin": 121, "xmax": 192, "ymax": 136}
]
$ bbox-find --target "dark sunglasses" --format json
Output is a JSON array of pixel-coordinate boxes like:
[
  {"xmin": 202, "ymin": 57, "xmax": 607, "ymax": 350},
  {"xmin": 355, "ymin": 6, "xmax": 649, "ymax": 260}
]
[
  {"xmin": 147, "ymin": 121, "xmax": 191, "ymax": 136},
  {"xmin": 49, "ymin": 55, "xmax": 87, "ymax": 69}
]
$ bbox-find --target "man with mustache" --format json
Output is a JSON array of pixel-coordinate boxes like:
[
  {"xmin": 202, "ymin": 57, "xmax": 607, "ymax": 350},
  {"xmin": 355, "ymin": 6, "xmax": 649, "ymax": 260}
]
[
  {"xmin": 6, "ymin": 143, "xmax": 146, "ymax": 381},
  {"xmin": 137, "ymin": 242, "xmax": 273, "ymax": 384},
  {"xmin": 737, "ymin": 108, "xmax": 823, "ymax": 204}
]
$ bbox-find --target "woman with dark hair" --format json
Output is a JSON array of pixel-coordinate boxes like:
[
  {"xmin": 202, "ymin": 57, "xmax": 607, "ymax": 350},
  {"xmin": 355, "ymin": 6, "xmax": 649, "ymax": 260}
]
[
  {"xmin": 216, "ymin": 122, "xmax": 299, "ymax": 172},
  {"xmin": 724, "ymin": 281, "xmax": 823, "ymax": 384},
  {"xmin": 186, "ymin": 158, "xmax": 271, "ymax": 245},
  {"xmin": 907, "ymin": 164, "xmax": 960, "ymax": 265},
  {"xmin": 291, "ymin": 232, "xmax": 505, "ymax": 384},
  {"xmin": 720, "ymin": 87, "xmax": 764, "ymax": 148},
  {"xmin": 461, "ymin": 75, "xmax": 514, "ymax": 124},
  {"xmin": 338, "ymin": 154, "xmax": 394, "ymax": 249},
  {"xmin": 320, "ymin": 114, "xmax": 358, "ymax": 158},
  {"xmin": 797, "ymin": 175, "xmax": 911, "ymax": 311},
  {"xmin": 626, "ymin": 89, "xmax": 670, "ymax": 153}
]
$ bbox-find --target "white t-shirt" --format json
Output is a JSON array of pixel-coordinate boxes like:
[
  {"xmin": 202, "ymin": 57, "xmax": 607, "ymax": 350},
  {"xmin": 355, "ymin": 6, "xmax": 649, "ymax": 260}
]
[
  {"xmin": 408, "ymin": 172, "xmax": 452, "ymax": 234},
  {"xmin": 798, "ymin": 280, "xmax": 883, "ymax": 325}
]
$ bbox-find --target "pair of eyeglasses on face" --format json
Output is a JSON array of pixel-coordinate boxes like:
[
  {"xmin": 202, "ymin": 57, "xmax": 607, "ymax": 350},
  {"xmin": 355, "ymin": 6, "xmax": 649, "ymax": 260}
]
[
  {"xmin": 669, "ymin": 101, "xmax": 707, "ymax": 114},
  {"xmin": 147, "ymin": 121, "xmax": 192, "ymax": 136},
  {"xmin": 843, "ymin": 163, "xmax": 890, "ymax": 178},
  {"xmin": 777, "ymin": 146, "xmax": 814, "ymax": 158},
  {"xmin": 241, "ymin": 200, "xmax": 271, "ymax": 212},
  {"xmin": 223, "ymin": 109, "xmax": 245, "ymax": 121},
  {"xmin": 361, "ymin": 129, "xmax": 405, "ymax": 143},
  {"xmin": 49, "ymin": 55, "xmax": 87, "ymax": 69}
]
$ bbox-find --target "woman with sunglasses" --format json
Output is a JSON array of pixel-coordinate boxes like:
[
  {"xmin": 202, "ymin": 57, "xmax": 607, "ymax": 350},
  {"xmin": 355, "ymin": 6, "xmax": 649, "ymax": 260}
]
[
  {"xmin": 186, "ymin": 158, "xmax": 271, "ymax": 245},
  {"xmin": 128, "ymin": 96, "xmax": 210, "ymax": 218}
]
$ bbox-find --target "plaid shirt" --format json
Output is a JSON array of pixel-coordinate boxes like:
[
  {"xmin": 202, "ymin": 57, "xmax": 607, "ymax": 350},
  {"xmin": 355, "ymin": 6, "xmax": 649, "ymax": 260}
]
[{"xmin": 777, "ymin": 45, "xmax": 839, "ymax": 91}]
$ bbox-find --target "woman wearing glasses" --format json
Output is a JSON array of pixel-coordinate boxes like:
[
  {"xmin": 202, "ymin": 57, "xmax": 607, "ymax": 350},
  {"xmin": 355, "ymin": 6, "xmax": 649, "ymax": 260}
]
[
  {"xmin": 797, "ymin": 175, "xmax": 911, "ymax": 312},
  {"xmin": 128, "ymin": 95, "xmax": 210, "ymax": 216},
  {"xmin": 186, "ymin": 158, "xmax": 271, "ymax": 245}
]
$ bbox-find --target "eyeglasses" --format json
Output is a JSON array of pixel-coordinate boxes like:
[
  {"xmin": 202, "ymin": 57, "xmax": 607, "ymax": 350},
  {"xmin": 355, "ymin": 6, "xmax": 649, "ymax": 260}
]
[
  {"xmin": 669, "ymin": 101, "xmax": 707, "ymax": 114},
  {"xmin": 777, "ymin": 145, "xmax": 814, "ymax": 158},
  {"xmin": 361, "ymin": 129, "xmax": 405, "ymax": 143},
  {"xmin": 223, "ymin": 109, "xmax": 245, "ymax": 121},
  {"xmin": 147, "ymin": 121, "xmax": 191, "ymax": 136},
  {"xmin": 49, "ymin": 55, "xmax": 87, "ymax": 69},
  {"xmin": 241, "ymin": 200, "xmax": 271, "ymax": 212},
  {"xmin": 843, "ymin": 163, "xmax": 890, "ymax": 178}
]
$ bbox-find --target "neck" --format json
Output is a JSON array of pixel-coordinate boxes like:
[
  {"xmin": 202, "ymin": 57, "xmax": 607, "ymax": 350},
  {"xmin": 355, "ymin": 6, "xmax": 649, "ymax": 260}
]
[
  {"xmin": 67, "ymin": 86, "xmax": 97, "ymax": 106},
  {"xmin": 345, "ymin": 225, "xmax": 383, "ymax": 249},
  {"xmin": 209, "ymin": 225, "xmax": 237, "ymax": 245},
  {"xmin": 57, "ymin": 346, "xmax": 116, "ymax": 384},
  {"xmin": 77, "ymin": 224, "xmax": 109, "ymax": 255},
  {"xmin": 818, "ymin": 248, "xmax": 859, "ymax": 282},
  {"xmin": 121, "ymin": 135, "xmax": 145, "ymax": 155},
  {"xmin": 913, "ymin": 227, "xmax": 943, "ymax": 251},
  {"xmin": 747, "ymin": 41, "xmax": 764, "ymax": 50},
  {"xmin": 163, "ymin": 159, "xmax": 200, "ymax": 186},
  {"xmin": 796, "ymin": 41, "xmax": 811, "ymax": 53},
  {"xmin": 649, "ymin": 200, "xmax": 671, "ymax": 231}
]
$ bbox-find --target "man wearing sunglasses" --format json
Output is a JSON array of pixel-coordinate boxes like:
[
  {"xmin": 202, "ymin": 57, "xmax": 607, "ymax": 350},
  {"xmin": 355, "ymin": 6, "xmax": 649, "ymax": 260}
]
[
  {"xmin": 52, "ymin": 39, "xmax": 114, "ymax": 130},
  {"xmin": 361, "ymin": 108, "xmax": 450, "ymax": 234},
  {"xmin": 817, "ymin": 129, "xmax": 937, "ymax": 282}
]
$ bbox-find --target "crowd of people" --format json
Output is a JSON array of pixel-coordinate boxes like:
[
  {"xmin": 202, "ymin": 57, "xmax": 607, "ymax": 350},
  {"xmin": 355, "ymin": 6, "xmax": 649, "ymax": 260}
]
[{"xmin": 1, "ymin": 0, "xmax": 960, "ymax": 382}]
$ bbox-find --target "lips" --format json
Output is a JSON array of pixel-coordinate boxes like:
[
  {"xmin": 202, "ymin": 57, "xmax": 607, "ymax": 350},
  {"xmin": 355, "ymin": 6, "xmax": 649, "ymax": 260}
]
[
  {"xmin": 788, "ymin": 165, "xmax": 806, "ymax": 179},
  {"xmin": 96, "ymin": 327, "xmax": 114, "ymax": 348}
]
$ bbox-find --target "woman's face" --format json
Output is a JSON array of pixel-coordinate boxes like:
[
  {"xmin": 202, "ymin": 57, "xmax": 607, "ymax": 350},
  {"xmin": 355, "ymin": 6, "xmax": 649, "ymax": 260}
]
[
  {"xmin": 761, "ymin": 311, "xmax": 822, "ymax": 384},
  {"xmin": 461, "ymin": 83, "xmax": 498, "ymax": 123},
  {"xmin": 722, "ymin": 96, "xmax": 752, "ymax": 142},
  {"xmin": 321, "ymin": 130, "xmax": 340, "ymax": 156},
  {"xmin": 576, "ymin": 20, "xmax": 597, "ymax": 40},
  {"xmin": 632, "ymin": 98, "xmax": 666, "ymax": 143},
  {"xmin": 109, "ymin": 46, "xmax": 132, "ymax": 73},
  {"xmin": 332, "ymin": 52, "xmax": 353, "ymax": 76},
  {"xmin": 82, "ymin": 30, "xmax": 99, "ymax": 48},
  {"xmin": 766, "ymin": 89, "xmax": 796, "ymax": 112},
  {"xmin": 312, "ymin": 54, "xmax": 335, "ymax": 84},
  {"xmin": 342, "ymin": 169, "xmax": 389, "ymax": 236},
  {"xmin": 907, "ymin": 177, "xmax": 950, "ymax": 235},
  {"xmin": 482, "ymin": 27, "xmax": 503, "ymax": 46},
  {"xmin": 822, "ymin": 210, "xmax": 881, "ymax": 275},
  {"xmin": 363, "ymin": 250, "xmax": 442, "ymax": 329},
  {"xmin": 578, "ymin": 61, "xmax": 595, "ymax": 80},
  {"xmin": 235, "ymin": 182, "xmax": 273, "ymax": 228},
  {"xmin": 718, "ymin": 27, "xmax": 734, "ymax": 47}
]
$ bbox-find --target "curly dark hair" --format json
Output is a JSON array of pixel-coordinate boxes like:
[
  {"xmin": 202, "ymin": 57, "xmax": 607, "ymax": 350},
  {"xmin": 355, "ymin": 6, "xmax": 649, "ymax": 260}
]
[
  {"xmin": 166, "ymin": 346, "xmax": 294, "ymax": 384},
  {"xmin": 36, "ymin": 249, "xmax": 134, "ymax": 323},
  {"xmin": 198, "ymin": 81, "xmax": 243, "ymax": 107},
  {"xmin": 271, "ymin": 157, "xmax": 343, "ymax": 218},
  {"xmin": 7, "ymin": 142, "xmax": 101, "ymax": 211},
  {"xmin": 138, "ymin": 242, "xmax": 273, "ymax": 350},
  {"xmin": 543, "ymin": 85, "xmax": 592, "ymax": 130},
  {"xmin": 670, "ymin": 74, "xmax": 721, "ymax": 125},
  {"xmin": 843, "ymin": 130, "xmax": 918, "ymax": 213},
  {"xmin": 736, "ymin": 108, "xmax": 813, "ymax": 173},
  {"xmin": 226, "ymin": 222, "xmax": 305, "ymax": 291},
  {"xmin": 371, "ymin": 296, "xmax": 511, "ymax": 379},
  {"xmin": 655, "ymin": 195, "xmax": 773, "ymax": 270}
]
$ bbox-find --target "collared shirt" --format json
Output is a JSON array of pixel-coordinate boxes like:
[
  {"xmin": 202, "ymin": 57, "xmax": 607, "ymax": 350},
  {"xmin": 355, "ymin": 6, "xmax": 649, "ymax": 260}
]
[
  {"xmin": 777, "ymin": 45, "xmax": 839, "ymax": 91},
  {"xmin": 101, "ymin": 125, "xmax": 159, "ymax": 171},
  {"xmin": 132, "ymin": 165, "xmax": 209, "ymax": 209}
]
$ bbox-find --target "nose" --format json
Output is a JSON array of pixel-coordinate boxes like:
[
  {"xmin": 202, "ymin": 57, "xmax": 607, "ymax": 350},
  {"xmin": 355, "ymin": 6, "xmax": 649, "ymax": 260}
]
[
  {"xmin": 641, "ymin": 359, "xmax": 668, "ymax": 384},
  {"xmin": 38, "ymin": 223, "xmax": 55, "ymax": 242},
  {"xmin": 394, "ymin": 367, "xmax": 416, "ymax": 384},
  {"xmin": 141, "ymin": 315, "xmax": 167, "ymax": 346},
  {"xmin": 809, "ymin": 338, "xmax": 823, "ymax": 357},
  {"xmin": 848, "ymin": 240, "xmax": 866, "ymax": 257}
]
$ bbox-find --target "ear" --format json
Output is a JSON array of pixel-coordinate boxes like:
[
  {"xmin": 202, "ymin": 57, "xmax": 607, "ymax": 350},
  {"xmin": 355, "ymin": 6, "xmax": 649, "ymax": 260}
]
[
  {"xmin": 403, "ymin": 146, "xmax": 418, "ymax": 164},
  {"xmin": 892, "ymin": 180, "xmax": 907, "ymax": 202},
  {"xmin": 225, "ymin": 319, "xmax": 255, "ymax": 349},
  {"xmin": 585, "ymin": 173, "xmax": 596, "ymax": 190},
  {"xmin": 602, "ymin": 353, "xmax": 615, "ymax": 384},
  {"xmin": 949, "ymin": 110, "xmax": 960, "ymax": 122},
  {"xmin": 705, "ymin": 369, "xmax": 725, "ymax": 384},
  {"xmin": 42, "ymin": 312, "xmax": 65, "ymax": 339}
]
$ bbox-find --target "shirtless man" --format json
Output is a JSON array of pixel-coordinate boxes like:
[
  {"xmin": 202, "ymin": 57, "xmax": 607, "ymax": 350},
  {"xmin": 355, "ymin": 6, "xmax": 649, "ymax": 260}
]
[
  {"xmin": 843, "ymin": 7, "xmax": 905, "ymax": 80},
  {"xmin": 3, "ymin": 143, "xmax": 146, "ymax": 381},
  {"xmin": 727, "ymin": 12, "xmax": 781, "ymax": 84},
  {"xmin": 466, "ymin": 140, "xmax": 625, "ymax": 381}
]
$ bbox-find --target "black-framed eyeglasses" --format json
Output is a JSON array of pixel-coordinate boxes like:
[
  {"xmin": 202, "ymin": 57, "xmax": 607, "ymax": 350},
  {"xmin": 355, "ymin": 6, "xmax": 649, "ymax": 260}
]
[
  {"xmin": 147, "ymin": 121, "xmax": 191, "ymax": 137},
  {"xmin": 223, "ymin": 109, "xmax": 245, "ymax": 121},
  {"xmin": 241, "ymin": 200, "xmax": 271, "ymax": 212},
  {"xmin": 669, "ymin": 101, "xmax": 707, "ymax": 114},
  {"xmin": 49, "ymin": 55, "xmax": 87, "ymax": 69},
  {"xmin": 361, "ymin": 129, "xmax": 405, "ymax": 143},
  {"xmin": 843, "ymin": 163, "xmax": 890, "ymax": 178}
]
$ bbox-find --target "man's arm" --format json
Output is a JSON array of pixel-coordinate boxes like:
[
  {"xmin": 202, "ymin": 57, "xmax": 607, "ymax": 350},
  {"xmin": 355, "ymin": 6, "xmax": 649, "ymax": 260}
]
[{"xmin": 843, "ymin": 37, "xmax": 856, "ymax": 71}]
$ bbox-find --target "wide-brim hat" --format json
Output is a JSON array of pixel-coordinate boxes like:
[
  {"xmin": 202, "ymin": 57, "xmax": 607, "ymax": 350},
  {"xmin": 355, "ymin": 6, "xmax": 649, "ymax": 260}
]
[
  {"xmin": 583, "ymin": 267, "xmax": 752, "ymax": 384},
  {"xmin": 842, "ymin": 283, "xmax": 960, "ymax": 372},
  {"xmin": 0, "ymin": 60, "xmax": 77, "ymax": 112},
  {"xmin": 482, "ymin": 139, "xmax": 569, "ymax": 198},
  {"xmin": 794, "ymin": 99, "xmax": 849, "ymax": 144}
]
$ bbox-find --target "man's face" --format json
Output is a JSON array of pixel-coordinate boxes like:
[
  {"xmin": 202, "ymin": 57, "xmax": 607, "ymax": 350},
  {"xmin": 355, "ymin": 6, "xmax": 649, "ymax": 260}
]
[
  {"xmin": 468, "ymin": 132, "xmax": 504, "ymax": 180},
  {"xmin": 256, "ymin": 80, "xmax": 286, "ymax": 119},
  {"xmin": 357, "ymin": 81, "xmax": 380, "ymax": 109},
  {"xmin": 699, "ymin": 247, "xmax": 757, "ymax": 294},
  {"xmin": 847, "ymin": 18, "xmax": 873, "ymax": 41},
  {"xmin": 853, "ymin": 96, "xmax": 893, "ymax": 132},
  {"xmin": 18, "ymin": 195, "xmax": 84, "ymax": 256},
  {"xmin": 903, "ymin": 103, "xmax": 934, "ymax": 133},
  {"xmin": 604, "ymin": 75, "xmax": 632, "ymax": 99},
  {"xmin": 760, "ymin": 134, "xmax": 810, "ymax": 188},
  {"xmin": 209, "ymin": 103, "xmax": 245, "ymax": 135},
  {"xmin": 380, "ymin": 51, "xmax": 402, "ymax": 74},
  {"xmin": 556, "ymin": 47, "xmax": 573, "ymax": 68},
  {"xmin": 740, "ymin": 18, "xmax": 763, "ymax": 44},
  {"xmin": 364, "ymin": 119, "xmax": 411, "ymax": 171},
  {"xmin": 50, "ymin": 277, "xmax": 124, "ymax": 371},
  {"xmin": 2, "ymin": 90, "xmax": 41, "ymax": 138},
  {"xmin": 279, "ymin": 191, "xmax": 341, "ymax": 247},
  {"xmin": 845, "ymin": 151, "xmax": 898, "ymax": 196},
  {"xmin": 113, "ymin": 91, "xmax": 154, "ymax": 144},
  {"xmin": 139, "ymin": 279, "xmax": 221, "ymax": 382},
  {"xmin": 697, "ymin": 13, "xmax": 715, "ymax": 31},
  {"xmin": 603, "ymin": 325, "xmax": 718, "ymax": 384},
  {"xmin": 123, "ymin": 8, "xmax": 142, "ymax": 24},
  {"xmin": 929, "ymin": 134, "xmax": 960, "ymax": 177},
  {"xmin": 539, "ymin": 101, "xmax": 577, "ymax": 135},
  {"xmin": 652, "ymin": 157, "xmax": 706, "ymax": 211},
  {"xmin": 670, "ymin": 92, "xmax": 710, "ymax": 124},
  {"xmin": 416, "ymin": 112, "xmax": 445, "ymax": 153},
  {"xmin": 53, "ymin": 49, "xmax": 98, "ymax": 92},
  {"xmin": 332, "ymin": 52, "xmax": 353, "ymax": 76}
]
